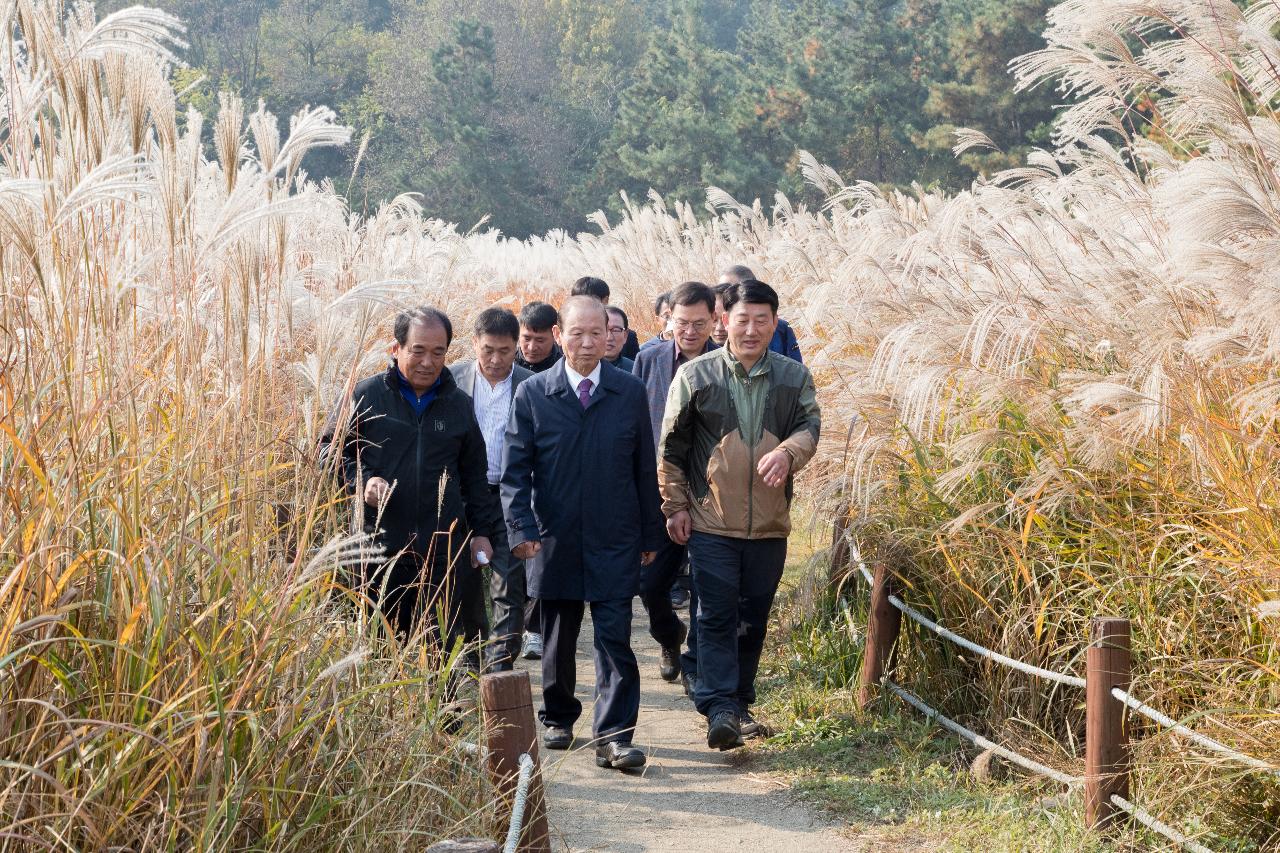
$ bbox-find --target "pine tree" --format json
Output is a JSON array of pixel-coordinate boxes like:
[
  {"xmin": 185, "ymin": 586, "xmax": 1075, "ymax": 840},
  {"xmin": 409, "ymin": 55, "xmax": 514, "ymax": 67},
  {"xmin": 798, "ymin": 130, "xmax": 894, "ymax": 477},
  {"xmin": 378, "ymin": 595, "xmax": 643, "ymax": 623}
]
[
  {"xmin": 740, "ymin": 0, "xmax": 930, "ymax": 195},
  {"xmin": 597, "ymin": 0, "xmax": 769, "ymax": 210}
]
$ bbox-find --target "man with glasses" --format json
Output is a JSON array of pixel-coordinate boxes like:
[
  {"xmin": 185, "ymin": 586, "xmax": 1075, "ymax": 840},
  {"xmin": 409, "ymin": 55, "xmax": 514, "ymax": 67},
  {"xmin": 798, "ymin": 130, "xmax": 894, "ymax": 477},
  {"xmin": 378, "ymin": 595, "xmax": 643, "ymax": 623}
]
[
  {"xmin": 605, "ymin": 306, "xmax": 635, "ymax": 373},
  {"xmin": 631, "ymin": 281, "xmax": 718, "ymax": 692}
]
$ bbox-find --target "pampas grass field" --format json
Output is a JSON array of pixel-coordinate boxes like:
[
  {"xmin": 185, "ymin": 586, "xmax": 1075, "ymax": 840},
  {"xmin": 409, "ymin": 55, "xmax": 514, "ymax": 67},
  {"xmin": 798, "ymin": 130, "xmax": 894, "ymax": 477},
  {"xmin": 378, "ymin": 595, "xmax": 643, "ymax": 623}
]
[{"xmin": 3, "ymin": 0, "xmax": 1280, "ymax": 848}]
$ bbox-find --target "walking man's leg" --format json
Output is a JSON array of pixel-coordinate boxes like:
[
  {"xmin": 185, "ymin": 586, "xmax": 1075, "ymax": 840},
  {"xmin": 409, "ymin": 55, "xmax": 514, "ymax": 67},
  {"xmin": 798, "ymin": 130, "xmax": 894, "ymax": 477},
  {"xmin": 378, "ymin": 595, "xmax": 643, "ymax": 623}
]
[
  {"xmin": 687, "ymin": 531, "xmax": 746, "ymax": 749},
  {"xmin": 522, "ymin": 597, "xmax": 544, "ymax": 660},
  {"xmin": 682, "ymin": 562, "xmax": 699, "ymax": 689},
  {"xmin": 589, "ymin": 596, "xmax": 646, "ymax": 769},
  {"xmin": 538, "ymin": 599, "xmax": 584, "ymax": 748},
  {"xmin": 485, "ymin": 527, "xmax": 525, "ymax": 671},
  {"xmin": 638, "ymin": 539, "xmax": 687, "ymax": 681},
  {"xmin": 735, "ymin": 538, "xmax": 787, "ymax": 731}
]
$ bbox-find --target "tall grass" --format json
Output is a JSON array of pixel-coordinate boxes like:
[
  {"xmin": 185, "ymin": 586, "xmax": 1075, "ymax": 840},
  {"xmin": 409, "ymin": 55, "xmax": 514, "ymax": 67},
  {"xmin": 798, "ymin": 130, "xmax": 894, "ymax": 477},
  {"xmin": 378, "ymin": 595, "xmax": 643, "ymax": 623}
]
[
  {"xmin": 460, "ymin": 2, "xmax": 1280, "ymax": 845},
  {"xmin": 0, "ymin": 2, "xmax": 501, "ymax": 847},
  {"xmin": 6, "ymin": 0, "xmax": 1280, "ymax": 849}
]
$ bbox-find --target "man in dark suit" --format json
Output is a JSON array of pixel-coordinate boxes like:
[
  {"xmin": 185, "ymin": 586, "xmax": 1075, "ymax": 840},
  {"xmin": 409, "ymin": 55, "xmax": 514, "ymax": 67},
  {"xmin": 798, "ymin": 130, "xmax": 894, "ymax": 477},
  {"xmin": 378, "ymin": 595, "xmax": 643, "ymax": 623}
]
[
  {"xmin": 502, "ymin": 296, "xmax": 664, "ymax": 770},
  {"xmin": 449, "ymin": 307, "xmax": 535, "ymax": 672},
  {"xmin": 571, "ymin": 276, "xmax": 640, "ymax": 359},
  {"xmin": 319, "ymin": 307, "xmax": 501, "ymax": 655}
]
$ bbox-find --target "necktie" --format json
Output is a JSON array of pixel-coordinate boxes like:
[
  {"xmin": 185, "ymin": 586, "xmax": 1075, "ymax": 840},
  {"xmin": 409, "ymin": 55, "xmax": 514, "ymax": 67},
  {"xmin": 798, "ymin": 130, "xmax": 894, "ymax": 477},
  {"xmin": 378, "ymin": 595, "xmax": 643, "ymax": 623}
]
[{"xmin": 577, "ymin": 377, "xmax": 592, "ymax": 409}]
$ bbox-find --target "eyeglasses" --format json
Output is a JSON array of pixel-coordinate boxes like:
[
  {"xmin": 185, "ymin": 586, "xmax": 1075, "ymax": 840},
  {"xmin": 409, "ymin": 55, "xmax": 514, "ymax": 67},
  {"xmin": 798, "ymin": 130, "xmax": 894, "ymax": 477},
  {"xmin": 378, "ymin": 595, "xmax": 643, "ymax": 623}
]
[
  {"xmin": 672, "ymin": 319, "xmax": 709, "ymax": 332},
  {"xmin": 607, "ymin": 326, "xmax": 626, "ymax": 335}
]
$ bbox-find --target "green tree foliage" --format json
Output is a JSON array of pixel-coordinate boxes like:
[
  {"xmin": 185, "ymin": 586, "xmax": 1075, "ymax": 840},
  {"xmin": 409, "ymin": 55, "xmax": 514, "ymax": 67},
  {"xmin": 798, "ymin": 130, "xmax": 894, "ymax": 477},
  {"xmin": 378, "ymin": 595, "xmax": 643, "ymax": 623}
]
[
  {"xmin": 910, "ymin": 0, "xmax": 1058, "ymax": 176},
  {"xmin": 740, "ymin": 0, "xmax": 932, "ymax": 201},
  {"xmin": 599, "ymin": 1, "xmax": 771, "ymax": 209},
  {"xmin": 110, "ymin": 0, "xmax": 1069, "ymax": 236}
]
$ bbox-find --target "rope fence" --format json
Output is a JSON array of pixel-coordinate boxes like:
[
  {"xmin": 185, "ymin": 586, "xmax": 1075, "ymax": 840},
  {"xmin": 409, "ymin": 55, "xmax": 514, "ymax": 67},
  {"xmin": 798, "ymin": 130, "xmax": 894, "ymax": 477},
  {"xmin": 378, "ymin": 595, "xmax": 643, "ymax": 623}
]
[
  {"xmin": 883, "ymin": 679, "xmax": 1080, "ymax": 786},
  {"xmin": 840, "ymin": 538, "xmax": 1274, "ymax": 851},
  {"xmin": 887, "ymin": 592, "xmax": 1086, "ymax": 688},
  {"xmin": 1110, "ymin": 687, "xmax": 1280, "ymax": 779},
  {"xmin": 503, "ymin": 753, "xmax": 536, "ymax": 853},
  {"xmin": 1110, "ymin": 795, "xmax": 1215, "ymax": 853}
]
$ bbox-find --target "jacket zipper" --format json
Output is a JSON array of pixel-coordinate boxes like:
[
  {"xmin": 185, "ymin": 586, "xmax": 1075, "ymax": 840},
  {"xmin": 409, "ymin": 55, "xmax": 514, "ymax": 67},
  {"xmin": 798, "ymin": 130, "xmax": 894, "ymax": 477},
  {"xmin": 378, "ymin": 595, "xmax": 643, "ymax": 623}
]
[
  {"xmin": 415, "ymin": 400, "xmax": 426, "ymax": 547},
  {"xmin": 745, "ymin": 374, "xmax": 755, "ymax": 538}
]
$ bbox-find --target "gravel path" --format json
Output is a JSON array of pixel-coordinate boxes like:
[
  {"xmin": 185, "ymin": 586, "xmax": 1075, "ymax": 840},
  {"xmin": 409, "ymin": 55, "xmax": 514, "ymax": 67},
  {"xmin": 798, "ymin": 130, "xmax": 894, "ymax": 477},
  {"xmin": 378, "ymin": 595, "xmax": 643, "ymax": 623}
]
[{"xmin": 514, "ymin": 600, "xmax": 859, "ymax": 853}]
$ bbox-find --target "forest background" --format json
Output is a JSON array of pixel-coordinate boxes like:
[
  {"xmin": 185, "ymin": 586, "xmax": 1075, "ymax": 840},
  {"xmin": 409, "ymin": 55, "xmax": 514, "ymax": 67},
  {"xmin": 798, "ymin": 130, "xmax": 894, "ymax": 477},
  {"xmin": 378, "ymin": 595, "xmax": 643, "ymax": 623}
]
[{"xmin": 96, "ymin": 0, "xmax": 1060, "ymax": 237}]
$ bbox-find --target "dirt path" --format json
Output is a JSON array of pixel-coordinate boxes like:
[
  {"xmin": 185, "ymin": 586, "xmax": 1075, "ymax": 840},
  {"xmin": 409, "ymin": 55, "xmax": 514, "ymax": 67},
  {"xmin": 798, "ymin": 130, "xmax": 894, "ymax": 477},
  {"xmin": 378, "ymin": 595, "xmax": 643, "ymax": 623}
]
[{"xmin": 514, "ymin": 600, "xmax": 859, "ymax": 853}]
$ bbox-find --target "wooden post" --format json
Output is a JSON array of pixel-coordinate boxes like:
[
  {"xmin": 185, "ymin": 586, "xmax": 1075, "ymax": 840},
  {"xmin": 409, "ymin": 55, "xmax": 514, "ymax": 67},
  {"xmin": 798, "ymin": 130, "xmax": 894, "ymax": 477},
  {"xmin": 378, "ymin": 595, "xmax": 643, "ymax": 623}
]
[
  {"xmin": 1085, "ymin": 617, "xmax": 1131, "ymax": 829},
  {"xmin": 858, "ymin": 558, "xmax": 902, "ymax": 710},
  {"xmin": 480, "ymin": 671, "xmax": 551, "ymax": 853}
]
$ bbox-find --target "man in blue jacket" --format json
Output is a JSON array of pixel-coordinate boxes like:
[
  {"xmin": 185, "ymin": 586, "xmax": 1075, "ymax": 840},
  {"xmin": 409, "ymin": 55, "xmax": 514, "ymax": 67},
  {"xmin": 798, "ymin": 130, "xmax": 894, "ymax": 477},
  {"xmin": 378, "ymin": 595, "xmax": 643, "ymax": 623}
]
[{"xmin": 502, "ymin": 296, "xmax": 664, "ymax": 770}]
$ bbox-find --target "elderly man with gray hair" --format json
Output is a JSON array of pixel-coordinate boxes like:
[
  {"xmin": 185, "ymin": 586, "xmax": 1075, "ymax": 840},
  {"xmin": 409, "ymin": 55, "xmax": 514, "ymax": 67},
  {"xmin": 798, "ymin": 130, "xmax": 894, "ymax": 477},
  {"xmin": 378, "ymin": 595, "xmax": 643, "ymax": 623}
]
[{"xmin": 502, "ymin": 295, "xmax": 664, "ymax": 770}]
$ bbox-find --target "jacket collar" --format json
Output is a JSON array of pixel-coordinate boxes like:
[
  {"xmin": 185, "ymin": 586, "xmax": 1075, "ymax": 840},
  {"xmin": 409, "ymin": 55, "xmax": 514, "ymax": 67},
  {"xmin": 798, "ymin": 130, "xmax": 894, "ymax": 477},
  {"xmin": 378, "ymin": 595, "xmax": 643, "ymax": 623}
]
[
  {"xmin": 668, "ymin": 337, "xmax": 719, "ymax": 366},
  {"xmin": 544, "ymin": 357, "xmax": 626, "ymax": 402},
  {"xmin": 720, "ymin": 345, "xmax": 772, "ymax": 378},
  {"xmin": 383, "ymin": 361, "xmax": 458, "ymax": 395}
]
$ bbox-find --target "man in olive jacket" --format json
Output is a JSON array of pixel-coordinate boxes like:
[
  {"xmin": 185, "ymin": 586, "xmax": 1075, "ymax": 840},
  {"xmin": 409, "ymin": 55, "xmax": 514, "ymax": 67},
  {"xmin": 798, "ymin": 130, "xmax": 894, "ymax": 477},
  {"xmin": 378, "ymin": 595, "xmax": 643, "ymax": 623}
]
[
  {"xmin": 320, "ymin": 307, "xmax": 502, "ymax": 652},
  {"xmin": 658, "ymin": 280, "xmax": 821, "ymax": 751}
]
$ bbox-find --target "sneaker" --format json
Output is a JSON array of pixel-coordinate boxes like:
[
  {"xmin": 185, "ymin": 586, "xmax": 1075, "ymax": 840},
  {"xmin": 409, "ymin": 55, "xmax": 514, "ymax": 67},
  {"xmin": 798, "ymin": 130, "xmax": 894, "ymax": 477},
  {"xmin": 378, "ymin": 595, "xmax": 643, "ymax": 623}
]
[
  {"xmin": 669, "ymin": 587, "xmax": 690, "ymax": 609},
  {"xmin": 521, "ymin": 632, "xmax": 543, "ymax": 660},
  {"xmin": 740, "ymin": 709, "xmax": 773, "ymax": 739},
  {"xmin": 707, "ymin": 710, "xmax": 744, "ymax": 751}
]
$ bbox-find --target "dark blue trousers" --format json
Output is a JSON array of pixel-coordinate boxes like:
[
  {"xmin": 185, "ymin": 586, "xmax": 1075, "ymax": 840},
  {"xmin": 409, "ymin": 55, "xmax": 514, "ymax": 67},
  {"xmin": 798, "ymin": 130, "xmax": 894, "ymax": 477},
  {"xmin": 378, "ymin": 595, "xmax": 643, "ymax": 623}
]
[
  {"xmin": 688, "ymin": 532, "xmax": 787, "ymax": 718},
  {"xmin": 639, "ymin": 538, "xmax": 698, "ymax": 674},
  {"xmin": 538, "ymin": 597, "xmax": 640, "ymax": 745}
]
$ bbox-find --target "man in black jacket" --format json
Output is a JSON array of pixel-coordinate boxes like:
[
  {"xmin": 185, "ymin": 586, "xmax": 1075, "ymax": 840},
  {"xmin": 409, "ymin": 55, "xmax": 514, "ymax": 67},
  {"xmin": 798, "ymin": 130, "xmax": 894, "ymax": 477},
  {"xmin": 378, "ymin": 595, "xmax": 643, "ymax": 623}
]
[
  {"xmin": 516, "ymin": 302, "xmax": 563, "ymax": 373},
  {"xmin": 320, "ymin": 306, "xmax": 503, "ymax": 653}
]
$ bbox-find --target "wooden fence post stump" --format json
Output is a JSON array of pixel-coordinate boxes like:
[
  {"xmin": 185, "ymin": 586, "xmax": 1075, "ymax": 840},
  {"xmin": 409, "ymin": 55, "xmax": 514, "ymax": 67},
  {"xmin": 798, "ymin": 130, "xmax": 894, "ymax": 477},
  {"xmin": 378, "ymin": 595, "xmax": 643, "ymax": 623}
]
[
  {"xmin": 1085, "ymin": 617, "xmax": 1131, "ymax": 830},
  {"xmin": 480, "ymin": 671, "xmax": 551, "ymax": 853},
  {"xmin": 858, "ymin": 558, "xmax": 902, "ymax": 710}
]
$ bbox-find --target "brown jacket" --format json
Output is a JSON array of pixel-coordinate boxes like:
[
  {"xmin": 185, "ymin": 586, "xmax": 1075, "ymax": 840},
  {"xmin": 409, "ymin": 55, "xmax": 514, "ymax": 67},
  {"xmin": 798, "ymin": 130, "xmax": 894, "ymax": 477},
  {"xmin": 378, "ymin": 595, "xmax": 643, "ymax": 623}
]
[{"xmin": 657, "ymin": 347, "xmax": 820, "ymax": 539}]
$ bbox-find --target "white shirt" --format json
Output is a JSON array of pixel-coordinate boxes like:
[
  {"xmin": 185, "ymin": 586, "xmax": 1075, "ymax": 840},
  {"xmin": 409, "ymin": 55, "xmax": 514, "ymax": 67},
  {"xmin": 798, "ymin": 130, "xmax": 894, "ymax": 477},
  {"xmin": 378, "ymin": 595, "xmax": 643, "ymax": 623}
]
[
  {"xmin": 563, "ymin": 360, "xmax": 602, "ymax": 399},
  {"xmin": 472, "ymin": 366, "xmax": 515, "ymax": 485}
]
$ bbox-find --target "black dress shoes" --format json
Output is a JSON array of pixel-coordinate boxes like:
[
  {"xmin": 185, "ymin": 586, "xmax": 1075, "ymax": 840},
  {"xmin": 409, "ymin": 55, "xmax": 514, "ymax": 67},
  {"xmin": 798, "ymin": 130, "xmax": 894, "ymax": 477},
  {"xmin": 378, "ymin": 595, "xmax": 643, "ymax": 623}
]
[
  {"xmin": 543, "ymin": 726, "xmax": 573, "ymax": 750},
  {"xmin": 595, "ymin": 741, "xmax": 646, "ymax": 769},
  {"xmin": 740, "ymin": 709, "xmax": 773, "ymax": 739},
  {"xmin": 659, "ymin": 621, "xmax": 688, "ymax": 683},
  {"xmin": 707, "ymin": 710, "xmax": 744, "ymax": 751}
]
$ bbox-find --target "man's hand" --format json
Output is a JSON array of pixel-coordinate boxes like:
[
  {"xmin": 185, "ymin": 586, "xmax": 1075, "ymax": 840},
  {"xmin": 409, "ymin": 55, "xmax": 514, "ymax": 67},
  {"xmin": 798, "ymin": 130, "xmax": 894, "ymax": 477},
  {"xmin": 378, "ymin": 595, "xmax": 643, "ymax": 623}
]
[
  {"xmin": 512, "ymin": 540, "xmax": 542, "ymax": 560},
  {"xmin": 666, "ymin": 510, "xmax": 692, "ymax": 545},
  {"xmin": 470, "ymin": 536, "xmax": 493, "ymax": 568},
  {"xmin": 641, "ymin": 551, "xmax": 656, "ymax": 566},
  {"xmin": 363, "ymin": 476, "xmax": 392, "ymax": 507},
  {"xmin": 757, "ymin": 449, "xmax": 792, "ymax": 488}
]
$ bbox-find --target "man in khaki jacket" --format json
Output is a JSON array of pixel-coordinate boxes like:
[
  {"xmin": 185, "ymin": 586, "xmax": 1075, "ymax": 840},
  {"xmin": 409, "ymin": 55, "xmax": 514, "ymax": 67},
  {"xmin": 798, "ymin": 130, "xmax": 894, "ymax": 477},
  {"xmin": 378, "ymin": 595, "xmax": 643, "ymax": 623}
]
[{"xmin": 658, "ymin": 279, "xmax": 821, "ymax": 750}]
